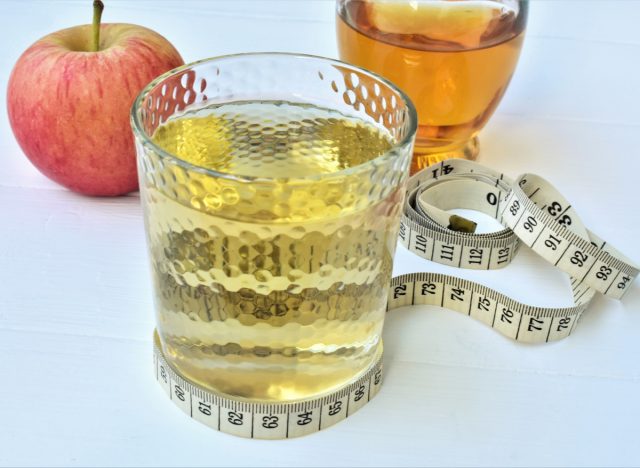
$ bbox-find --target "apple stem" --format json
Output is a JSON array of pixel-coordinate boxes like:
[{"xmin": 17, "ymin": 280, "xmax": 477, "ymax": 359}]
[{"xmin": 92, "ymin": 0, "xmax": 104, "ymax": 52}]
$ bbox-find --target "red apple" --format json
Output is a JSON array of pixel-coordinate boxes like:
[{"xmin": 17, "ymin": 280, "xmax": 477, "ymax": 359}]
[{"xmin": 7, "ymin": 1, "xmax": 184, "ymax": 196}]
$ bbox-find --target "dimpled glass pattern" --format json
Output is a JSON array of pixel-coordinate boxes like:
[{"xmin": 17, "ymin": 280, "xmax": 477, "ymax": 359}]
[{"xmin": 132, "ymin": 54, "xmax": 416, "ymax": 402}]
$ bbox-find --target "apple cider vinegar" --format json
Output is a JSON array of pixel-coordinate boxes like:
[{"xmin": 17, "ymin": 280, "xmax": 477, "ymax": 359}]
[
  {"xmin": 337, "ymin": 0, "xmax": 527, "ymax": 172},
  {"xmin": 144, "ymin": 100, "xmax": 403, "ymax": 401}
]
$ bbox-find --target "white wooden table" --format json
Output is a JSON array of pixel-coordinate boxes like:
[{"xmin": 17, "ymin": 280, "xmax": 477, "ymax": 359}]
[{"xmin": 1, "ymin": 1, "xmax": 639, "ymax": 466}]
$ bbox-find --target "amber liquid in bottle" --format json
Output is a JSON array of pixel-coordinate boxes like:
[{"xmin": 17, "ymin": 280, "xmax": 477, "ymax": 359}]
[{"xmin": 337, "ymin": 0, "xmax": 527, "ymax": 173}]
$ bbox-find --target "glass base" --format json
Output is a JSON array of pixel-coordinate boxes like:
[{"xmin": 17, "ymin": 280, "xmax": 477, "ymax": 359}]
[
  {"xmin": 154, "ymin": 328, "xmax": 385, "ymax": 403},
  {"xmin": 153, "ymin": 329, "xmax": 384, "ymax": 438},
  {"xmin": 410, "ymin": 136, "xmax": 480, "ymax": 175}
]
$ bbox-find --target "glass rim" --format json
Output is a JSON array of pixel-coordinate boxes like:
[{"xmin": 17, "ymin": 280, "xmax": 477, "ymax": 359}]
[{"xmin": 130, "ymin": 52, "xmax": 417, "ymax": 184}]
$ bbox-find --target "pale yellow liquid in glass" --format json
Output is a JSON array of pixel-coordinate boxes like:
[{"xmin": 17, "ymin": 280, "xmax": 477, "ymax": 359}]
[{"xmin": 146, "ymin": 101, "xmax": 401, "ymax": 401}]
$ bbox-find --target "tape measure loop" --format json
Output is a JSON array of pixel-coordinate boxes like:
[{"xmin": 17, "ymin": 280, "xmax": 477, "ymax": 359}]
[{"xmin": 153, "ymin": 158, "xmax": 637, "ymax": 438}]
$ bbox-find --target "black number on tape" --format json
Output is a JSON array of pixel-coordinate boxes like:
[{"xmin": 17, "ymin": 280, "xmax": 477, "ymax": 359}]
[
  {"xmin": 523, "ymin": 216, "xmax": 538, "ymax": 233},
  {"xmin": 328, "ymin": 401, "xmax": 342, "ymax": 416},
  {"xmin": 469, "ymin": 248, "xmax": 483, "ymax": 265},
  {"xmin": 570, "ymin": 251, "xmax": 588, "ymax": 267},
  {"xmin": 174, "ymin": 385, "xmax": 186, "ymax": 402},
  {"xmin": 618, "ymin": 276, "xmax": 631, "ymax": 290},
  {"xmin": 393, "ymin": 285, "xmax": 407, "ymax": 299},
  {"xmin": 477, "ymin": 297, "xmax": 491, "ymax": 311},
  {"xmin": 431, "ymin": 164, "xmax": 453, "ymax": 179},
  {"xmin": 440, "ymin": 244, "xmax": 455, "ymax": 261},
  {"xmin": 160, "ymin": 366, "xmax": 167, "ymax": 383},
  {"xmin": 486, "ymin": 192, "xmax": 498, "ymax": 206},
  {"xmin": 198, "ymin": 401, "xmax": 212, "ymax": 416},
  {"xmin": 374, "ymin": 370, "xmax": 382, "ymax": 385},
  {"xmin": 354, "ymin": 385, "xmax": 366, "ymax": 402},
  {"xmin": 548, "ymin": 202, "xmax": 562, "ymax": 216},
  {"xmin": 262, "ymin": 416, "xmax": 279, "ymax": 429},
  {"xmin": 509, "ymin": 200, "xmax": 520, "ymax": 216},
  {"xmin": 399, "ymin": 223, "xmax": 407, "ymax": 242},
  {"xmin": 497, "ymin": 248, "xmax": 510, "ymax": 264},
  {"xmin": 557, "ymin": 317, "xmax": 571, "ymax": 331},
  {"xmin": 544, "ymin": 235, "xmax": 561, "ymax": 251},
  {"xmin": 228, "ymin": 411, "xmax": 244, "ymax": 425},
  {"xmin": 528, "ymin": 317, "xmax": 544, "ymax": 331},
  {"xmin": 450, "ymin": 288, "xmax": 465, "ymax": 301},
  {"xmin": 596, "ymin": 266, "xmax": 612, "ymax": 280},
  {"xmin": 558, "ymin": 215, "xmax": 572, "ymax": 226},
  {"xmin": 414, "ymin": 234, "xmax": 428, "ymax": 254},
  {"xmin": 500, "ymin": 307, "xmax": 514, "ymax": 324},
  {"xmin": 297, "ymin": 411, "xmax": 313, "ymax": 426},
  {"xmin": 421, "ymin": 283, "xmax": 436, "ymax": 295}
]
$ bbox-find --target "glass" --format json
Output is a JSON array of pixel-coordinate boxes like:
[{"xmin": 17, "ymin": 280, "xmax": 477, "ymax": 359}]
[
  {"xmin": 131, "ymin": 53, "xmax": 416, "ymax": 402},
  {"xmin": 337, "ymin": 0, "xmax": 528, "ymax": 173}
]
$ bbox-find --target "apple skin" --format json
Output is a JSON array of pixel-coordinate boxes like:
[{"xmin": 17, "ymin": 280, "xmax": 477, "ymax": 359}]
[{"xmin": 7, "ymin": 24, "xmax": 184, "ymax": 196}]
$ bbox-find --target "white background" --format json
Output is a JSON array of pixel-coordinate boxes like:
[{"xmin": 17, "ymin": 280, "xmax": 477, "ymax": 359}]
[{"xmin": 1, "ymin": 1, "xmax": 640, "ymax": 466}]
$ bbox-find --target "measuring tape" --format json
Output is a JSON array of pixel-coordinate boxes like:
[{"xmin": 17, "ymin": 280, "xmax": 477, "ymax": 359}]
[{"xmin": 153, "ymin": 158, "xmax": 637, "ymax": 439}]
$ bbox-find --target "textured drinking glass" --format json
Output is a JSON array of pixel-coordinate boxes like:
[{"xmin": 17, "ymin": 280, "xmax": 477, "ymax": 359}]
[
  {"xmin": 131, "ymin": 53, "xmax": 416, "ymax": 402},
  {"xmin": 337, "ymin": 0, "xmax": 528, "ymax": 173}
]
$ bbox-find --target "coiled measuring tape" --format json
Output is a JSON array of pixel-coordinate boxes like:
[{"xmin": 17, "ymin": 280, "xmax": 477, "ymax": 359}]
[{"xmin": 153, "ymin": 158, "xmax": 637, "ymax": 439}]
